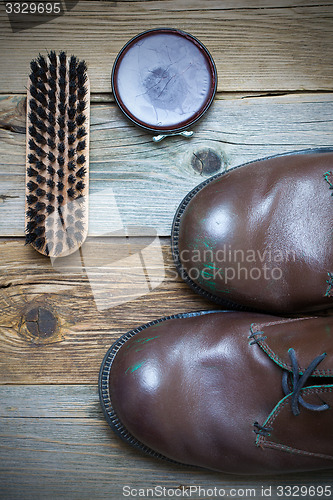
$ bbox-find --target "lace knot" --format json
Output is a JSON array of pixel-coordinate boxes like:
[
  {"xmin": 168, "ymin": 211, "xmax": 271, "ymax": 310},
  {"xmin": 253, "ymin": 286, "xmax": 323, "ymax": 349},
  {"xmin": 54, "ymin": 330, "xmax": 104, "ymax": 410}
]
[
  {"xmin": 253, "ymin": 421, "xmax": 272, "ymax": 436},
  {"xmin": 282, "ymin": 348, "xmax": 330, "ymax": 416}
]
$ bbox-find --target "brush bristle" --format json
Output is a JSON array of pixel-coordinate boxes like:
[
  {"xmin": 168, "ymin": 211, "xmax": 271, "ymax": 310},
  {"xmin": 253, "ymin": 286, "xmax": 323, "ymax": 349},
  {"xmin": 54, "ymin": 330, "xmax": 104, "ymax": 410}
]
[{"xmin": 26, "ymin": 51, "xmax": 89, "ymax": 257}]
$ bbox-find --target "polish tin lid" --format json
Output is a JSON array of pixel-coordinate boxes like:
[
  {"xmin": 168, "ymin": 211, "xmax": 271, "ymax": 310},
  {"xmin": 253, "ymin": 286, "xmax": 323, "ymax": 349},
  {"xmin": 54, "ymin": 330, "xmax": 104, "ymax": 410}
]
[{"xmin": 112, "ymin": 28, "xmax": 217, "ymax": 139}]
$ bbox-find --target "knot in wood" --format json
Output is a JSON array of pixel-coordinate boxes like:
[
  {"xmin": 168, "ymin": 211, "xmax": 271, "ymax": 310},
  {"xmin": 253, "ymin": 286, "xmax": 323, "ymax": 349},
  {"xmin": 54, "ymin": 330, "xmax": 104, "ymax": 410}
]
[
  {"xmin": 25, "ymin": 307, "xmax": 57, "ymax": 339},
  {"xmin": 192, "ymin": 149, "xmax": 222, "ymax": 175}
]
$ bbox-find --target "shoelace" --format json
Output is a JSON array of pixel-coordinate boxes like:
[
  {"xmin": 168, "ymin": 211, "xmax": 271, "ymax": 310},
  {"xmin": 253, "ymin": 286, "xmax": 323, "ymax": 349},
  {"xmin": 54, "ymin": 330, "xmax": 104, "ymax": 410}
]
[
  {"xmin": 282, "ymin": 348, "xmax": 330, "ymax": 416},
  {"xmin": 254, "ymin": 348, "xmax": 330, "ymax": 436}
]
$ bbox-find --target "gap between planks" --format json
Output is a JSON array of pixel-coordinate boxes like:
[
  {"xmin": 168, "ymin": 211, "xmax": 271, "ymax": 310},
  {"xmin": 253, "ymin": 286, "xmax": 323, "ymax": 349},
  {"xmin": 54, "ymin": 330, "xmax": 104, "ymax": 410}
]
[{"xmin": 1, "ymin": 2, "xmax": 333, "ymax": 93}]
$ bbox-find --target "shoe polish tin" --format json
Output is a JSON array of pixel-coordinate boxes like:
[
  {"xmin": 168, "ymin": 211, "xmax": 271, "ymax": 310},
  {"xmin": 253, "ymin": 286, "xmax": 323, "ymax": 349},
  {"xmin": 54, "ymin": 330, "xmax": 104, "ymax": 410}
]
[{"xmin": 111, "ymin": 28, "xmax": 217, "ymax": 142}]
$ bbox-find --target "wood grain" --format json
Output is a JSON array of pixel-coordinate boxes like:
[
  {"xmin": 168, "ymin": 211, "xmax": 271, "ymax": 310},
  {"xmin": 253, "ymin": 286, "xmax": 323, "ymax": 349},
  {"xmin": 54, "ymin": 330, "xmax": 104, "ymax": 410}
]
[
  {"xmin": 0, "ymin": 1, "xmax": 333, "ymax": 93},
  {"xmin": 1, "ymin": 92, "xmax": 333, "ymax": 237},
  {"xmin": 0, "ymin": 237, "xmax": 215, "ymax": 384},
  {"xmin": 1, "ymin": 3, "xmax": 333, "ymax": 496},
  {"xmin": 2, "ymin": 235, "xmax": 331, "ymax": 385},
  {"xmin": 1, "ymin": 385, "xmax": 332, "ymax": 500}
]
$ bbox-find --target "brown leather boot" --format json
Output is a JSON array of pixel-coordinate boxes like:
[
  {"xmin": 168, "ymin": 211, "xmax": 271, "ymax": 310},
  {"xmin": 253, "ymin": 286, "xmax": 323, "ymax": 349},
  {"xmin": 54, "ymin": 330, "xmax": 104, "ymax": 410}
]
[
  {"xmin": 171, "ymin": 149, "xmax": 333, "ymax": 314},
  {"xmin": 99, "ymin": 310, "xmax": 333, "ymax": 475}
]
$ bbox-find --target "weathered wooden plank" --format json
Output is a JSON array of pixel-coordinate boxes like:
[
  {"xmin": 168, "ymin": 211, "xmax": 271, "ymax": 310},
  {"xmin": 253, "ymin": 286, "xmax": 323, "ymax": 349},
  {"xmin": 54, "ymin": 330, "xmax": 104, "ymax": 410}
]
[
  {"xmin": 0, "ymin": 2, "xmax": 333, "ymax": 93},
  {"xmin": 1, "ymin": 384, "xmax": 99, "ymax": 418},
  {"xmin": 0, "ymin": 237, "xmax": 215, "ymax": 384},
  {"xmin": 0, "ymin": 93, "xmax": 332, "ymax": 237},
  {"xmin": 1, "ymin": 385, "xmax": 332, "ymax": 500}
]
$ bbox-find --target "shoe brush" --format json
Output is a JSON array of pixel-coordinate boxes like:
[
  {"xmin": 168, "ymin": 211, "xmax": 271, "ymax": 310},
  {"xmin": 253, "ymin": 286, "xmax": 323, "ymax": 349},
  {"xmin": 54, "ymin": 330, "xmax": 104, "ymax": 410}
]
[{"xmin": 25, "ymin": 51, "xmax": 90, "ymax": 257}]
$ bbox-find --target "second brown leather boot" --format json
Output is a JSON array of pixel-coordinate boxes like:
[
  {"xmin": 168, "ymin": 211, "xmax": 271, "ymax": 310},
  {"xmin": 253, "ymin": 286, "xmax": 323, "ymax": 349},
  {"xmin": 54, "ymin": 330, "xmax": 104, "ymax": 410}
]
[
  {"xmin": 99, "ymin": 311, "xmax": 333, "ymax": 475},
  {"xmin": 171, "ymin": 149, "xmax": 333, "ymax": 314}
]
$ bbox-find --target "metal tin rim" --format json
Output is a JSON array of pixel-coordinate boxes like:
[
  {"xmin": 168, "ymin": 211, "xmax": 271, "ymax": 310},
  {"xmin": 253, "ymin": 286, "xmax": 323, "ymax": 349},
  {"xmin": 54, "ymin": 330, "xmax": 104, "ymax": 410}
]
[{"xmin": 111, "ymin": 27, "xmax": 218, "ymax": 134}]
